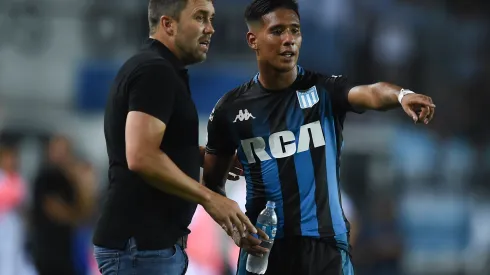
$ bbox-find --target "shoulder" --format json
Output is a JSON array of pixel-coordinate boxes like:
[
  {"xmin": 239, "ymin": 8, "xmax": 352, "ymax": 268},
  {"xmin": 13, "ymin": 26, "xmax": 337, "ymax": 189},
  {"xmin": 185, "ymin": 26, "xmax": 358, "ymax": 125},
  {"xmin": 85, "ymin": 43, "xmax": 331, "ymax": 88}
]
[
  {"xmin": 299, "ymin": 68, "xmax": 347, "ymax": 86},
  {"xmin": 212, "ymin": 79, "xmax": 256, "ymax": 113},
  {"xmin": 133, "ymin": 56, "xmax": 175, "ymax": 76},
  {"xmin": 121, "ymin": 51, "xmax": 176, "ymax": 79}
]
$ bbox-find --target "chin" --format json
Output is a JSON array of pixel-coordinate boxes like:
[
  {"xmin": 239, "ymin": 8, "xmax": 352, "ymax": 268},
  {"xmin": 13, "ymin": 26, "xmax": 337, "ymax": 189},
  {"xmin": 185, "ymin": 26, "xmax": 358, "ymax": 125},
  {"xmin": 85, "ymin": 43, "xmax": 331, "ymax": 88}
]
[
  {"xmin": 274, "ymin": 63, "xmax": 296, "ymax": 73},
  {"xmin": 195, "ymin": 55, "xmax": 207, "ymax": 63},
  {"xmin": 186, "ymin": 53, "xmax": 207, "ymax": 65}
]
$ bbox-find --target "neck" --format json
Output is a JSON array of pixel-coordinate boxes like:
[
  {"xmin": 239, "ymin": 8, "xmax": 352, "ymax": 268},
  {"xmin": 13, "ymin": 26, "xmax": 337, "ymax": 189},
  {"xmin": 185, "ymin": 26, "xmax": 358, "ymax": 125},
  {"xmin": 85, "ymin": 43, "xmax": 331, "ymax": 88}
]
[
  {"xmin": 257, "ymin": 63, "xmax": 297, "ymax": 90},
  {"xmin": 150, "ymin": 34, "xmax": 185, "ymax": 65}
]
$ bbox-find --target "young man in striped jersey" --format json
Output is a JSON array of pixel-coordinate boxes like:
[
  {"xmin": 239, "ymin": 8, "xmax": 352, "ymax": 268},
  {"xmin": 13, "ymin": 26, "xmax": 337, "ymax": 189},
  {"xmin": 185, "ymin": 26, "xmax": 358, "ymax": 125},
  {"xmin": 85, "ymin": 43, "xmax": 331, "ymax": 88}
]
[{"xmin": 203, "ymin": 0, "xmax": 435, "ymax": 274}]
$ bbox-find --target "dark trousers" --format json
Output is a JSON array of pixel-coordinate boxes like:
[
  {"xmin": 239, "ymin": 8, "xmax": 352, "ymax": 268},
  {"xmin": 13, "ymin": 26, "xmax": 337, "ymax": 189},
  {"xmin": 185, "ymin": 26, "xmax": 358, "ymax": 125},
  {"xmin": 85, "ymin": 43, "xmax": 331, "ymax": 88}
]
[{"xmin": 237, "ymin": 236, "xmax": 354, "ymax": 275}]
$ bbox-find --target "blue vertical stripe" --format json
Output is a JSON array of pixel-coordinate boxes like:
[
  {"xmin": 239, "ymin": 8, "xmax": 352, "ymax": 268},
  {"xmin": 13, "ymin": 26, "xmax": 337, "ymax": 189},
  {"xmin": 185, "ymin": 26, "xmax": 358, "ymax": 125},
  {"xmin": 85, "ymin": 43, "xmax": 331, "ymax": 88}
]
[
  {"xmin": 339, "ymin": 249, "xmax": 355, "ymax": 275},
  {"xmin": 237, "ymin": 148, "xmax": 254, "ymax": 206},
  {"xmin": 260, "ymin": 144, "xmax": 285, "ymax": 238},
  {"xmin": 322, "ymin": 89, "xmax": 346, "ymax": 235},
  {"xmin": 237, "ymin": 249, "xmax": 248, "ymax": 275},
  {"xmin": 334, "ymin": 233, "xmax": 349, "ymax": 251},
  {"xmin": 286, "ymin": 98, "xmax": 319, "ymax": 236},
  {"xmin": 335, "ymin": 233, "xmax": 353, "ymax": 274},
  {"xmin": 238, "ymin": 117, "xmax": 285, "ymax": 238}
]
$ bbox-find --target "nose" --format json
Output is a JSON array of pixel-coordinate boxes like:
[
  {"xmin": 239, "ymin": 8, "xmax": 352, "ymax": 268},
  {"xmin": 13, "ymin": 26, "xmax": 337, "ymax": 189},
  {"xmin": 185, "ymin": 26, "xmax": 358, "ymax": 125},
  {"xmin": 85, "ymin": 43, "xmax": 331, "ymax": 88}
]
[
  {"xmin": 283, "ymin": 31, "xmax": 295, "ymax": 46},
  {"xmin": 204, "ymin": 22, "xmax": 215, "ymax": 35}
]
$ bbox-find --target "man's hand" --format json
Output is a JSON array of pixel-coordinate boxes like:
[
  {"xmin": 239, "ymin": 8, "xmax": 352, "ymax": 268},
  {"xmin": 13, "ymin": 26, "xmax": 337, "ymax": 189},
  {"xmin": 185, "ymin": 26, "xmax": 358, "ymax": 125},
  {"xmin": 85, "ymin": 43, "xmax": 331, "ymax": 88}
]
[
  {"xmin": 232, "ymin": 227, "xmax": 270, "ymax": 257},
  {"xmin": 202, "ymin": 192, "xmax": 257, "ymax": 238},
  {"xmin": 400, "ymin": 93, "xmax": 436, "ymax": 124},
  {"xmin": 227, "ymin": 154, "xmax": 244, "ymax": 181}
]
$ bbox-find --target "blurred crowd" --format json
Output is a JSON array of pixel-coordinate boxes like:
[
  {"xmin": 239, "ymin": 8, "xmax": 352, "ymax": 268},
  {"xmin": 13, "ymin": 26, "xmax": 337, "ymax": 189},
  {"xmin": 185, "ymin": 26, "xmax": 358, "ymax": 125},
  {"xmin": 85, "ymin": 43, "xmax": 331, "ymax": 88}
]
[
  {"xmin": 0, "ymin": 135, "xmax": 96, "ymax": 275},
  {"xmin": 0, "ymin": 0, "xmax": 489, "ymax": 274}
]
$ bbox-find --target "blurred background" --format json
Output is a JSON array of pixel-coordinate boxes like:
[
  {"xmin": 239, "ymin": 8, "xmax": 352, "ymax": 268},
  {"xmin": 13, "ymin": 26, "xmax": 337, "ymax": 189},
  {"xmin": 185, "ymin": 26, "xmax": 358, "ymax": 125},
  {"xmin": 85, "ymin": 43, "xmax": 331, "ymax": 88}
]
[{"xmin": 0, "ymin": 0, "xmax": 489, "ymax": 274}]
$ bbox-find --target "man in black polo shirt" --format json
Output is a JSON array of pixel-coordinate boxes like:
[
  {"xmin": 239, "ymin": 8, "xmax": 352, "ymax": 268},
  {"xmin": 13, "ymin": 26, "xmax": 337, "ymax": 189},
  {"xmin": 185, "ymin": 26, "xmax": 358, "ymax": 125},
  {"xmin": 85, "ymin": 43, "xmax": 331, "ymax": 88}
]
[{"xmin": 92, "ymin": 1, "xmax": 256, "ymax": 274}]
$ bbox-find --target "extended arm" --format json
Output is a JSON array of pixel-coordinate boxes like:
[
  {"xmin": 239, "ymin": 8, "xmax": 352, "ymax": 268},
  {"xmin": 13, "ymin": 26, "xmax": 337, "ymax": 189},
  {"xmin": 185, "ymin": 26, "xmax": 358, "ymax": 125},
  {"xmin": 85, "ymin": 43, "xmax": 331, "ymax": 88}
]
[
  {"xmin": 347, "ymin": 82, "xmax": 401, "ymax": 111},
  {"xmin": 348, "ymin": 82, "xmax": 436, "ymax": 124}
]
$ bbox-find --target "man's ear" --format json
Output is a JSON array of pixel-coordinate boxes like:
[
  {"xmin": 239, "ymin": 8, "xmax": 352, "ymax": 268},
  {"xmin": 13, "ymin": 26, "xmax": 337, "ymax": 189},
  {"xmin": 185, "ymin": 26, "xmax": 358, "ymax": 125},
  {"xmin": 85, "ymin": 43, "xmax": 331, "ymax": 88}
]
[
  {"xmin": 247, "ymin": 32, "xmax": 257, "ymax": 50},
  {"xmin": 160, "ymin": 15, "xmax": 176, "ymax": 36}
]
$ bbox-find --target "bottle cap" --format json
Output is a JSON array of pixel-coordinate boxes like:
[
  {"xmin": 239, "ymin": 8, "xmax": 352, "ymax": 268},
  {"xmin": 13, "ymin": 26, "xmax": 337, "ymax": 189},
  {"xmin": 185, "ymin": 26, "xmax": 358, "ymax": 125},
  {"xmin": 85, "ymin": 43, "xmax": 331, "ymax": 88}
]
[{"xmin": 266, "ymin": 201, "xmax": 276, "ymax": 208}]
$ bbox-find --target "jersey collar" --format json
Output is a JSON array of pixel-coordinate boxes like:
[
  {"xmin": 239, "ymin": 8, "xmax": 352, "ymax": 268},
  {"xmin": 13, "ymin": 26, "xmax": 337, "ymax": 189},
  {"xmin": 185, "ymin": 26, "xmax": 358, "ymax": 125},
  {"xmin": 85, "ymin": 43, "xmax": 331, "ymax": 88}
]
[
  {"xmin": 253, "ymin": 65, "xmax": 305, "ymax": 83},
  {"xmin": 253, "ymin": 65, "xmax": 305, "ymax": 93}
]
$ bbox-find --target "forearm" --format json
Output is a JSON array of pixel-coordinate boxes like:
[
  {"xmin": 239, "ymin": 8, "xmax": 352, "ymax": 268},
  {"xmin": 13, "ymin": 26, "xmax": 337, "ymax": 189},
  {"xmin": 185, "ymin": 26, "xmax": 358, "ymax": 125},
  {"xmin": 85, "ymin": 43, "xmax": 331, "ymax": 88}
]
[
  {"xmin": 130, "ymin": 151, "xmax": 213, "ymax": 205},
  {"xmin": 202, "ymin": 167, "xmax": 227, "ymax": 197},
  {"xmin": 202, "ymin": 153, "xmax": 234, "ymax": 197},
  {"xmin": 204, "ymin": 180, "xmax": 227, "ymax": 197},
  {"xmin": 349, "ymin": 82, "xmax": 402, "ymax": 111}
]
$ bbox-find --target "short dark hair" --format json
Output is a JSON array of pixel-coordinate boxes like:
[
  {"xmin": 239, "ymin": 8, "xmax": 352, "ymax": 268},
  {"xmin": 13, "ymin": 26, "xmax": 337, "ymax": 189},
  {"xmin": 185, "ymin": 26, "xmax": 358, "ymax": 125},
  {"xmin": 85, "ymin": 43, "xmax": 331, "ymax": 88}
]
[
  {"xmin": 148, "ymin": 0, "xmax": 189, "ymax": 34},
  {"xmin": 244, "ymin": 0, "xmax": 299, "ymax": 24}
]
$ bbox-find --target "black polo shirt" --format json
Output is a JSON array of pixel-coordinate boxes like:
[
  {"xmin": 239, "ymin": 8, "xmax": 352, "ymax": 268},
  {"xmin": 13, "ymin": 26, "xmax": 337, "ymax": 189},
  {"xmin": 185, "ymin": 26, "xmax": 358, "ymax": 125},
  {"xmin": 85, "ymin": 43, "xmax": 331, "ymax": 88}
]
[{"xmin": 93, "ymin": 38, "xmax": 200, "ymax": 250}]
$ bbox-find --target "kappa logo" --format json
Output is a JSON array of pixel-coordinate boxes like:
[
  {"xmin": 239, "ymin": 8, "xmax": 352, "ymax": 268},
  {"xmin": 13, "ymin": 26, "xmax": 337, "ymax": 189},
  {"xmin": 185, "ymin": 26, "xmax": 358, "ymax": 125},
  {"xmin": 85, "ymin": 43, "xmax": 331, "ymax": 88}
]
[{"xmin": 233, "ymin": 109, "xmax": 255, "ymax": 123}]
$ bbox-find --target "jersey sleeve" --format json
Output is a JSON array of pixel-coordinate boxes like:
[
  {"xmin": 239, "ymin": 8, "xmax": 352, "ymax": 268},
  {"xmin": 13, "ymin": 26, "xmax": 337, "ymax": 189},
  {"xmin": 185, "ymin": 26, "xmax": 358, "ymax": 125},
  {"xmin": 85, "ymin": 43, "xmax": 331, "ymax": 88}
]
[
  {"xmin": 205, "ymin": 97, "xmax": 237, "ymax": 156},
  {"xmin": 128, "ymin": 63, "xmax": 178, "ymax": 125},
  {"xmin": 325, "ymin": 75, "xmax": 364, "ymax": 115}
]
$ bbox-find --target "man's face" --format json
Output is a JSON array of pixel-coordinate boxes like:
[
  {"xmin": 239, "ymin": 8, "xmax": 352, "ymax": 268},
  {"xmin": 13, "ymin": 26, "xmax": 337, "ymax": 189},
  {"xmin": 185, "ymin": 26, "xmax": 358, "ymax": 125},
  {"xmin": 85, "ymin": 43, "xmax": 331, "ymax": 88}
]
[
  {"xmin": 174, "ymin": 0, "xmax": 215, "ymax": 65},
  {"xmin": 251, "ymin": 8, "xmax": 301, "ymax": 72}
]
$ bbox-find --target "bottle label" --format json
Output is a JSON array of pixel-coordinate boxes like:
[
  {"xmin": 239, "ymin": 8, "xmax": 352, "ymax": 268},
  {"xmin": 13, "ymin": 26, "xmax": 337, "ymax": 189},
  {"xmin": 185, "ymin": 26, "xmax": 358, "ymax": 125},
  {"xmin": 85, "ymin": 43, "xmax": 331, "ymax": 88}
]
[{"xmin": 256, "ymin": 222, "xmax": 277, "ymax": 241}]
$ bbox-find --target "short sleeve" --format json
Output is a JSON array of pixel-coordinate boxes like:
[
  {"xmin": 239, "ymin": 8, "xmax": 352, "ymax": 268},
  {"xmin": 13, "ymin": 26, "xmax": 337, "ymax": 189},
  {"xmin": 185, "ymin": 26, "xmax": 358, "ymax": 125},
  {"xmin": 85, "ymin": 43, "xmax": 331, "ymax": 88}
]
[
  {"xmin": 128, "ymin": 63, "xmax": 179, "ymax": 125},
  {"xmin": 205, "ymin": 98, "xmax": 237, "ymax": 156},
  {"xmin": 325, "ymin": 75, "xmax": 363, "ymax": 115}
]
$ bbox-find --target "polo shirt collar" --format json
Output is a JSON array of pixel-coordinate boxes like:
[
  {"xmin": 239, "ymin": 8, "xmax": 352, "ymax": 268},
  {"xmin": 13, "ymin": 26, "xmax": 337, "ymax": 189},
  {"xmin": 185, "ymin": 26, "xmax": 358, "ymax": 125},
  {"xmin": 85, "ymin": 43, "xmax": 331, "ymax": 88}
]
[{"xmin": 144, "ymin": 38, "xmax": 186, "ymax": 71}]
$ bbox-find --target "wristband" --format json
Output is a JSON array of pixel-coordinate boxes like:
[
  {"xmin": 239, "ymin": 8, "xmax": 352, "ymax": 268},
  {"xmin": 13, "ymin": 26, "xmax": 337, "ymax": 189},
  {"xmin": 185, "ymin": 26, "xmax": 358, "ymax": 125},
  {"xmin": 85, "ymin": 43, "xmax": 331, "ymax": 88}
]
[{"xmin": 398, "ymin": 89, "xmax": 414, "ymax": 104}]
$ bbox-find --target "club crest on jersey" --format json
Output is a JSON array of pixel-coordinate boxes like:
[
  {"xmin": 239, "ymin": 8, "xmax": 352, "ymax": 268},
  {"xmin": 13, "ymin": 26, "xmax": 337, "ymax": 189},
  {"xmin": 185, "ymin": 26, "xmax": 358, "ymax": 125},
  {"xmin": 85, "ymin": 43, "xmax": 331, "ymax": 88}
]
[{"xmin": 296, "ymin": 86, "xmax": 319, "ymax": 109}]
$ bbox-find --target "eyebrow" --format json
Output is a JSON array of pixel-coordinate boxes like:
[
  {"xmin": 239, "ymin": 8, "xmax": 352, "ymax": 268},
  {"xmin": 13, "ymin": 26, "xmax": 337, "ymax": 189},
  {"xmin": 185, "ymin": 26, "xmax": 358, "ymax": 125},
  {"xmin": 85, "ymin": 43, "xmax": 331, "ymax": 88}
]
[
  {"xmin": 269, "ymin": 23, "xmax": 301, "ymax": 29},
  {"xmin": 194, "ymin": 9, "xmax": 215, "ymax": 17}
]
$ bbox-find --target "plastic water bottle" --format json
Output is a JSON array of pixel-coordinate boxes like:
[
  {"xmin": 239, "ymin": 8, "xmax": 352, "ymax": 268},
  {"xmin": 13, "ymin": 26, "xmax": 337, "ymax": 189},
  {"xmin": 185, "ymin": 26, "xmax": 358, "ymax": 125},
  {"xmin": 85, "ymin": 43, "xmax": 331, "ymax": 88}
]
[{"xmin": 246, "ymin": 201, "xmax": 277, "ymax": 274}]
